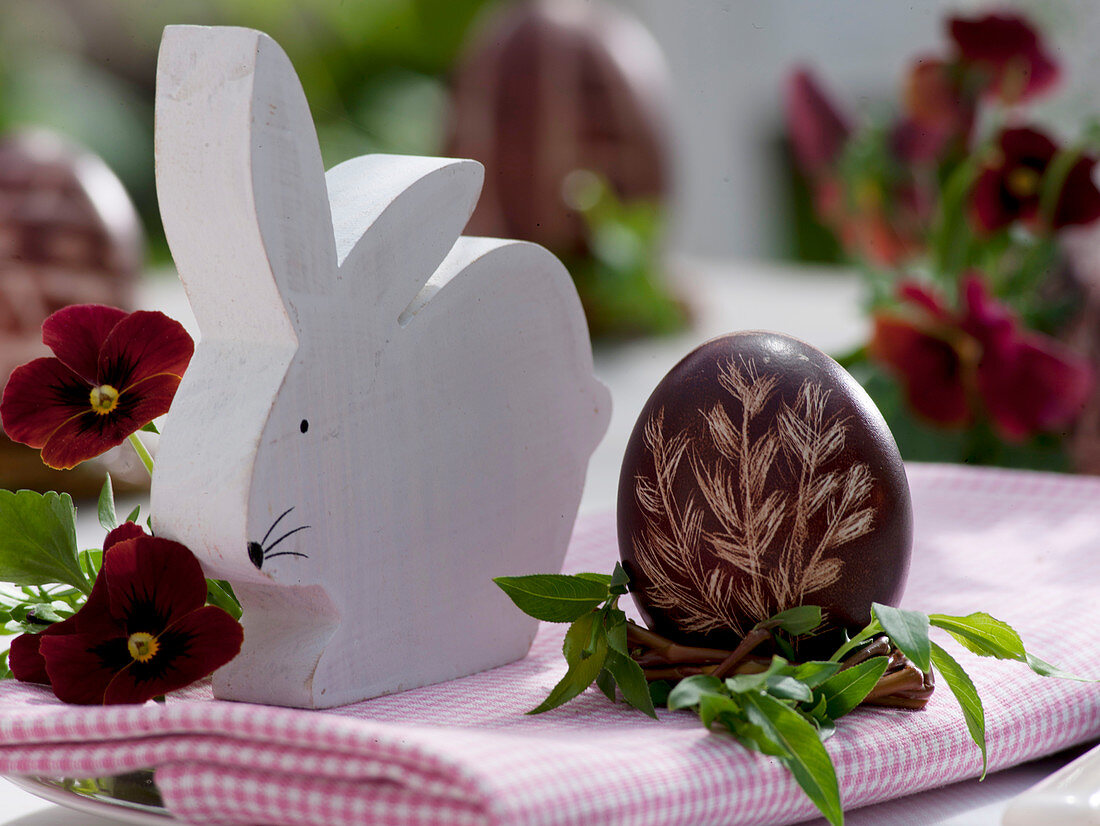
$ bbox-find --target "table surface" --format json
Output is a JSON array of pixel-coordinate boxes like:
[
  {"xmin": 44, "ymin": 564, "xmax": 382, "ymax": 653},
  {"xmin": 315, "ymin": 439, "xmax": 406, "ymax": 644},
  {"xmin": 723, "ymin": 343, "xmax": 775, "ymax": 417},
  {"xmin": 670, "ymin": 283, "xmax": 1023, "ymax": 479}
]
[{"xmin": 1, "ymin": 258, "xmax": 1091, "ymax": 826}]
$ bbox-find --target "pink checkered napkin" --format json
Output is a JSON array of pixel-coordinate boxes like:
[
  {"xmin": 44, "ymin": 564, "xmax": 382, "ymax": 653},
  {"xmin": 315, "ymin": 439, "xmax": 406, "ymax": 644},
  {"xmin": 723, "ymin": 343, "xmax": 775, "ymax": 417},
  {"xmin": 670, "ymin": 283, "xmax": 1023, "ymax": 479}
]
[{"xmin": 2, "ymin": 464, "xmax": 1100, "ymax": 826}]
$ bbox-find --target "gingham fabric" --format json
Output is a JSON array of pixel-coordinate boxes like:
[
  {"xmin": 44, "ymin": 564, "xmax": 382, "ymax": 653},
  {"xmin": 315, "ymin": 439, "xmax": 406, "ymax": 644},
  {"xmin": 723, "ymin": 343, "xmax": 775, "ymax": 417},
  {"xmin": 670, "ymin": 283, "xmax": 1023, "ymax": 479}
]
[{"xmin": 1, "ymin": 463, "xmax": 1099, "ymax": 826}]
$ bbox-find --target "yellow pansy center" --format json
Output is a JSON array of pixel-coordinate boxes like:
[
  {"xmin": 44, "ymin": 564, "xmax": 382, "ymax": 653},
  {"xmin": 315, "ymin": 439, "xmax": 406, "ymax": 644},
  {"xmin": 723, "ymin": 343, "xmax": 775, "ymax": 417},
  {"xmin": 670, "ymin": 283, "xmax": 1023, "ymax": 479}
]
[
  {"xmin": 89, "ymin": 384, "xmax": 120, "ymax": 415},
  {"xmin": 1006, "ymin": 165, "xmax": 1041, "ymax": 199},
  {"xmin": 127, "ymin": 632, "xmax": 159, "ymax": 663}
]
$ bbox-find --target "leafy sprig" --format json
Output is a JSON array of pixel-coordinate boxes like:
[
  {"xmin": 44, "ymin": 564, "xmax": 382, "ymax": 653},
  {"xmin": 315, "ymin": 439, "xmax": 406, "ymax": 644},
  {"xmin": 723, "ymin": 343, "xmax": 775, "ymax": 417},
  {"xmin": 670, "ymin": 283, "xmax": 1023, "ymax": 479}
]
[
  {"xmin": 495, "ymin": 563, "xmax": 655, "ymax": 717},
  {"xmin": 495, "ymin": 569, "xmax": 1083, "ymax": 826},
  {"xmin": 0, "ymin": 478, "xmax": 244, "ymax": 681}
]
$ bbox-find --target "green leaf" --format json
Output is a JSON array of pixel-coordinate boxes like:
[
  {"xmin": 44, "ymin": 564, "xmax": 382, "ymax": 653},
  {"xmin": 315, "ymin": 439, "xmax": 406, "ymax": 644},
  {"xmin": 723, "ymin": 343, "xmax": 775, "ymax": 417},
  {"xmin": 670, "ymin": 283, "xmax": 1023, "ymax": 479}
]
[
  {"xmin": 873, "ymin": 603, "xmax": 931, "ymax": 672},
  {"xmin": 1025, "ymin": 653, "xmax": 1086, "ymax": 681},
  {"xmin": 140, "ymin": 421, "xmax": 160, "ymax": 434},
  {"xmin": 818, "ymin": 656, "xmax": 889, "ymax": 719},
  {"xmin": 125, "ymin": 505, "xmax": 141, "ymax": 524},
  {"xmin": 97, "ymin": 474, "xmax": 118, "ymax": 531},
  {"xmin": 604, "ymin": 650, "xmax": 657, "ymax": 718},
  {"xmin": 609, "ymin": 562, "xmax": 630, "ymax": 593},
  {"xmin": 24, "ymin": 603, "xmax": 64, "ymax": 624},
  {"xmin": 928, "ymin": 612, "xmax": 1024, "ymax": 661},
  {"xmin": 0, "ymin": 649, "xmax": 10, "ymax": 680},
  {"xmin": 793, "ymin": 661, "xmax": 842, "ymax": 689},
  {"xmin": 814, "ymin": 717, "xmax": 837, "ymax": 743},
  {"xmin": 726, "ymin": 716, "xmax": 788, "ymax": 757},
  {"xmin": 529, "ymin": 611, "xmax": 608, "ymax": 714},
  {"xmin": 767, "ymin": 675, "xmax": 813, "ymax": 704},
  {"xmin": 828, "ymin": 619, "xmax": 883, "ymax": 663},
  {"xmin": 79, "ymin": 549, "xmax": 103, "ymax": 579},
  {"xmin": 743, "ymin": 692, "xmax": 844, "ymax": 826},
  {"xmin": 930, "ymin": 612, "xmax": 1082, "ymax": 680},
  {"xmin": 648, "ymin": 680, "xmax": 672, "ymax": 707},
  {"xmin": 757, "ymin": 605, "xmax": 823, "ymax": 636},
  {"xmin": 668, "ymin": 674, "xmax": 724, "ymax": 710},
  {"xmin": 930, "ymin": 641, "xmax": 987, "ymax": 778},
  {"xmin": 725, "ymin": 656, "xmax": 789, "ymax": 694},
  {"xmin": 206, "ymin": 579, "xmax": 242, "ymax": 620},
  {"xmin": 494, "ymin": 574, "xmax": 609, "ymax": 623},
  {"xmin": 604, "ymin": 612, "xmax": 629, "ymax": 657},
  {"xmin": 574, "ymin": 572, "xmax": 612, "ymax": 586},
  {"xmin": 596, "ymin": 668, "xmax": 617, "ymax": 702},
  {"xmin": 0, "ymin": 491, "xmax": 89, "ymax": 593},
  {"xmin": 699, "ymin": 692, "xmax": 740, "ymax": 728}
]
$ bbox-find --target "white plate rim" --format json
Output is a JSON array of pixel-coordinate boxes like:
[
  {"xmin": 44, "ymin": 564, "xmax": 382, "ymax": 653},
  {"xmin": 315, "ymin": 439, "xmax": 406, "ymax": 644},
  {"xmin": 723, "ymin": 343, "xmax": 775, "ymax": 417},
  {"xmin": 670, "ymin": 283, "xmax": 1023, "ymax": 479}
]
[{"xmin": 3, "ymin": 775, "xmax": 175, "ymax": 826}]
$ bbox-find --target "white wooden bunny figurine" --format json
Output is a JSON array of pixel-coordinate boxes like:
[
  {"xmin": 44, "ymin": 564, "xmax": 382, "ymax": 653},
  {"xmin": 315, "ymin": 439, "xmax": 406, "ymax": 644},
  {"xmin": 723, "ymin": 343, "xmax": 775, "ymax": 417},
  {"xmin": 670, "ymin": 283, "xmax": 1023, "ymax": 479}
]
[{"xmin": 151, "ymin": 25, "xmax": 610, "ymax": 708}]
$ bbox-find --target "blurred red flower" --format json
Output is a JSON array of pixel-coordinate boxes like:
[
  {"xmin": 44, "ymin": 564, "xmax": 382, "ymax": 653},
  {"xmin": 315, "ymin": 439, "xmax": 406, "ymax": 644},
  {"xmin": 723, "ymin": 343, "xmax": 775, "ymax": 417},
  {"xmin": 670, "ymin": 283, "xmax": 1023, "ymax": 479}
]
[
  {"xmin": 10, "ymin": 530, "xmax": 242, "ymax": 705},
  {"xmin": 785, "ymin": 67, "xmax": 851, "ymax": 177},
  {"xmin": 870, "ymin": 274, "xmax": 1093, "ymax": 439},
  {"xmin": 971, "ymin": 127, "xmax": 1100, "ymax": 233},
  {"xmin": 0, "ymin": 305, "xmax": 193, "ymax": 469},
  {"xmin": 892, "ymin": 57, "xmax": 975, "ymax": 164},
  {"xmin": 949, "ymin": 12, "xmax": 1059, "ymax": 103}
]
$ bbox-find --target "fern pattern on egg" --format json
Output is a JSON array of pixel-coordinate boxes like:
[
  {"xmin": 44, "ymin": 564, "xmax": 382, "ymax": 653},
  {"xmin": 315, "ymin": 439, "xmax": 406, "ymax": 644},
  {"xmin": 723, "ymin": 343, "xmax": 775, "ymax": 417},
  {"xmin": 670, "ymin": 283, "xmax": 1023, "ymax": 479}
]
[{"xmin": 618, "ymin": 332, "xmax": 912, "ymax": 651}]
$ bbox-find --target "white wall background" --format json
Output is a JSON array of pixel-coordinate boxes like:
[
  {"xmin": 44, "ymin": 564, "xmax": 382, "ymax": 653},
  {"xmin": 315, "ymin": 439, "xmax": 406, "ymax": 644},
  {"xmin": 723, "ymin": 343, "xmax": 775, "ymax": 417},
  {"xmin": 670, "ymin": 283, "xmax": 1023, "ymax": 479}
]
[{"xmin": 607, "ymin": 0, "xmax": 1100, "ymax": 261}]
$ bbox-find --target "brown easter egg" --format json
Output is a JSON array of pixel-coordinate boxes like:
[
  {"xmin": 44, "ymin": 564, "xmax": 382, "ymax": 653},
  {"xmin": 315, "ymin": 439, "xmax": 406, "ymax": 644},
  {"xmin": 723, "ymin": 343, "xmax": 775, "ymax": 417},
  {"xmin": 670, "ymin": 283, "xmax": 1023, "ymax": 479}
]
[
  {"xmin": 446, "ymin": 0, "xmax": 672, "ymax": 255},
  {"xmin": 617, "ymin": 331, "xmax": 912, "ymax": 651}
]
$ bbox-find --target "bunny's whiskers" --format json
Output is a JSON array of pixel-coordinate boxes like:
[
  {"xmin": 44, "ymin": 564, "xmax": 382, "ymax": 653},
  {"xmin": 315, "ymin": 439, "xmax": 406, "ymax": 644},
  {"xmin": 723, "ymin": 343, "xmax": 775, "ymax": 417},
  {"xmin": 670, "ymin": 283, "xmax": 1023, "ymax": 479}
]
[{"xmin": 248, "ymin": 507, "xmax": 311, "ymax": 569}]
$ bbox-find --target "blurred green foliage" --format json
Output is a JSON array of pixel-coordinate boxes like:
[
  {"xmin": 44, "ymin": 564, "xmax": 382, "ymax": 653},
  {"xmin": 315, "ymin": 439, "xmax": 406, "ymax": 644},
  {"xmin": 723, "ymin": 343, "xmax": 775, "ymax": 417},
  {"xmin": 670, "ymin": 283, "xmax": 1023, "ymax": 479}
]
[
  {"xmin": 0, "ymin": 0, "xmax": 500, "ymax": 263},
  {"xmin": 560, "ymin": 171, "xmax": 688, "ymax": 340}
]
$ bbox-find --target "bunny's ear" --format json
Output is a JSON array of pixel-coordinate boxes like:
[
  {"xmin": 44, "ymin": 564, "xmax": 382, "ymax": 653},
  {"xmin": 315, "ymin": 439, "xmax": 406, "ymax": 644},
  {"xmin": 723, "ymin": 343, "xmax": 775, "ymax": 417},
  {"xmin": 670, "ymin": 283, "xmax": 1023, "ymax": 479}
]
[
  {"xmin": 155, "ymin": 25, "xmax": 336, "ymax": 341},
  {"xmin": 326, "ymin": 154, "xmax": 484, "ymax": 323}
]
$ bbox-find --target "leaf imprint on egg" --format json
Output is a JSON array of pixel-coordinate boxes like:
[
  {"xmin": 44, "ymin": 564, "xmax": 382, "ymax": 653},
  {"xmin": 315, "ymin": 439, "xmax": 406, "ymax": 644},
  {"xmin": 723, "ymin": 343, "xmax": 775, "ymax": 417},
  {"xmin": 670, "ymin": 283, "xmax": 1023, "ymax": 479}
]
[{"xmin": 631, "ymin": 356, "xmax": 875, "ymax": 637}]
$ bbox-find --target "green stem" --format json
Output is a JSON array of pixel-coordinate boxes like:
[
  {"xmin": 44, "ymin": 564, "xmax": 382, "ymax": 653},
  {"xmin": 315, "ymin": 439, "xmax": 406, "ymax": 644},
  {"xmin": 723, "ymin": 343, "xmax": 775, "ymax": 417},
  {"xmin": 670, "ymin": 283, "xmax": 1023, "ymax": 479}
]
[
  {"xmin": 930, "ymin": 155, "xmax": 982, "ymax": 278},
  {"xmin": 128, "ymin": 433, "xmax": 154, "ymax": 477}
]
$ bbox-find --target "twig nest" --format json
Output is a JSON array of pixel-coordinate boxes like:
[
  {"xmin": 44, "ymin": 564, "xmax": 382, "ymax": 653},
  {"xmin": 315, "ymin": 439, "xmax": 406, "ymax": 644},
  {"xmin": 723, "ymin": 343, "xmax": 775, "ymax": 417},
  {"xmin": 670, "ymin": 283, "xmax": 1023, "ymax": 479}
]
[{"xmin": 617, "ymin": 331, "xmax": 912, "ymax": 650}]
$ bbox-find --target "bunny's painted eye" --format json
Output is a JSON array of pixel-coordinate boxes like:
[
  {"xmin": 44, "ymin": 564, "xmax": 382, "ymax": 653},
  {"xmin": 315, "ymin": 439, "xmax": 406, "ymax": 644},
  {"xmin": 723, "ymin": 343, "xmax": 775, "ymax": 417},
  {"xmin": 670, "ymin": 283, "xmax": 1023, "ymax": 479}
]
[{"xmin": 300, "ymin": 419, "xmax": 309, "ymax": 433}]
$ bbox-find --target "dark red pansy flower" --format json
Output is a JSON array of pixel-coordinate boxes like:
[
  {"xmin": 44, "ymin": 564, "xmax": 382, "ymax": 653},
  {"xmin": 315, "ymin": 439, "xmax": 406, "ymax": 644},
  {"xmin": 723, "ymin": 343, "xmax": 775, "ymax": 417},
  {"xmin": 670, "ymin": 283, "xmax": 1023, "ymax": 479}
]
[
  {"xmin": 870, "ymin": 274, "xmax": 1093, "ymax": 440},
  {"xmin": 0, "ymin": 305, "xmax": 193, "ymax": 470},
  {"xmin": 9, "ymin": 521, "xmax": 149, "ymax": 685},
  {"xmin": 10, "ymin": 534, "xmax": 242, "ymax": 705},
  {"xmin": 785, "ymin": 67, "xmax": 851, "ymax": 177},
  {"xmin": 949, "ymin": 12, "xmax": 1059, "ymax": 103},
  {"xmin": 971, "ymin": 127, "xmax": 1100, "ymax": 233}
]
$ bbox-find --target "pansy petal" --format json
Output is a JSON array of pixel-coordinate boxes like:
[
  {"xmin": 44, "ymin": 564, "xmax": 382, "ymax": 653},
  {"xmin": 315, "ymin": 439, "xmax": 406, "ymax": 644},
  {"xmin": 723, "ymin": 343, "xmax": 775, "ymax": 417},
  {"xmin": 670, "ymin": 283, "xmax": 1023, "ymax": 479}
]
[
  {"xmin": 960, "ymin": 274, "xmax": 1015, "ymax": 350},
  {"xmin": 785, "ymin": 68, "xmax": 851, "ymax": 176},
  {"xmin": 980, "ymin": 337, "xmax": 1094, "ymax": 440},
  {"xmin": 9, "ymin": 629, "xmax": 57, "ymax": 685},
  {"xmin": 69, "ymin": 564, "xmax": 123, "ymax": 639},
  {"xmin": 105, "ymin": 521, "xmax": 148, "ymax": 551},
  {"xmin": 871, "ymin": 315, "xmax": 969, "ymax": 426},
  {"xmin": 40, "ymin": 632, "xmax": 130, "ymax": 705},
  {"xmin": 99, "ymin": 311, "xmax": 193, "ymax": 390},
  {"xmin": 1000, "ymin": 127, "xmax": 1057, "ymax": 162},
  {"xmin": 41, "ymin": 305, "xmax": 127, "ymax": 384},
  {"xmin": 39, "ymin": 410, "xmax": 133, "ymax": 470},
  {"xmin": 101, "ymin": 536, "xmax": 208, "ymax": 632},
  {"xmin": 1, "ymin": 357, "xmax": 90, "ymax": 449},
  {"xmin": 1052, "ymin": 155, "xmax": 1100, "ymax": 229},
  {"xmin": 8, "ymin": 572, "xmax": 118, "ymax": 686},
  {"xmin": 118, "ymin": 372, "xmax": 183, "ymax": 429},
  {"xmin": 970, "ymin": 167, "xmax": 1015, "ymax": 233},
  {"xmin": 949, "ymin": 13, "xmax": 1060, "ymax": 102},
  {"xmin": 38, "ymin": 372, "xmax": 183, "ymax": 469},
  {"xmin": 103, "ymin": 606, "xmax": 244, "ymax": 704},
  {"xmin": 896, "ymin": 280, "xmax": 949, "ymax": 319}
]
